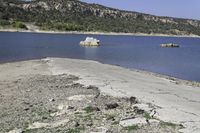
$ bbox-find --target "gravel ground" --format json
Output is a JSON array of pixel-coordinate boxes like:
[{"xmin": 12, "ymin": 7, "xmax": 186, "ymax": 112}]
[{"xmin": 0, "ymin": 74, "xmax": 183, "ymax": 133}]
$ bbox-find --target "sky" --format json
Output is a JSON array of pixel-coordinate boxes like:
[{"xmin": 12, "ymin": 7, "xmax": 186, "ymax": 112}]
[{"xmin": 81, "ymin": 0, "xmax": 200, "ymax": 20}]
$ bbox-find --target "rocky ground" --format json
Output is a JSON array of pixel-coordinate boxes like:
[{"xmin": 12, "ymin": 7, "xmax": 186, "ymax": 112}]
[{"xmin": 0, "ymin": 74, "xmax": 183, "ymax": 133}]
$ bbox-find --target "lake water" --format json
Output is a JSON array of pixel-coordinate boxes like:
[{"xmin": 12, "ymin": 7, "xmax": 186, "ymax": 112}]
[{"xmin": 0, "ymin": 32, "xmax": 200, "ymax": 82}]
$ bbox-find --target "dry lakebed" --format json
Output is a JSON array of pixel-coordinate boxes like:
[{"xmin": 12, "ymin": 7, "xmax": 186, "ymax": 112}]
[{"xmin": 0, "ymin": 58, "xmax": 200, "ymax": 133}]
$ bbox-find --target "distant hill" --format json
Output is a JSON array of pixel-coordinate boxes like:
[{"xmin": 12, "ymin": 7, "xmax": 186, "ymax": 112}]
[{"xmin": 1, "ymin": 0, "xmax": 200, "ymax": 36}]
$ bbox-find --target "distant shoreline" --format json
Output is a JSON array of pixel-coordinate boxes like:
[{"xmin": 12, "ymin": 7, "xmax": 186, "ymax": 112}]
[{"xmin": 0, "ymin": 28, "xmax": 200, "ymax": 38}]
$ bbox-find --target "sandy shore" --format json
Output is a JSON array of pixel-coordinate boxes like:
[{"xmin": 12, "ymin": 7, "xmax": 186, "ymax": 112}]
[
  {"xmin": 0, "ymin": 28, "xmax": 200, "ymax": 38},
  {"xmin": 0, "ymin": 58, "xmax": 200, "ymax": 133}
]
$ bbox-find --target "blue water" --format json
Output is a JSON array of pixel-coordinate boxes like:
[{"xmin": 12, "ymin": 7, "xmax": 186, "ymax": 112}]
[{"xmin": 0, "ymin": 32, "xmax": 200, "ymax": 82}]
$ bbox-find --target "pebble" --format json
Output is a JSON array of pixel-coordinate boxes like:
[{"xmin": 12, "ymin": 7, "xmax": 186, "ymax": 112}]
[{"xmin": 49, "ymin": 98, "xmax": 55, "ymax": 102}]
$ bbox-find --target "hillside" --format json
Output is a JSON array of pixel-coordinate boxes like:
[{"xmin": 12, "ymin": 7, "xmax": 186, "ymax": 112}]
[{"xmin": 0, "ymin": 0, "xmax": 200, "ymax": 36}]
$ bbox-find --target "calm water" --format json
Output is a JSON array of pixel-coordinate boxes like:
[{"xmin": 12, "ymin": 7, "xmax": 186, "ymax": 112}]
[{"xmin": 0, "ymin": 32, "xmax": 200, "ymax": 82}]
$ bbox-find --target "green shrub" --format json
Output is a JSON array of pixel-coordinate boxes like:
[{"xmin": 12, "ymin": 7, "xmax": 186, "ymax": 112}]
[
  {"xmin": 0, "ymin": 20, "xmax": 10, "ymax": 26},
  {"xmin": 83, "ymin": 106, "xmax": 95, "ymax": 113},
  {"xmin": 124, "ymin": 125, "xmax": 139, "ymax": 131},
  {"xmin": 13, "ymin": 21, "xmax": 27, "ymax": 29},
  {"xmin": 40, "ymin": 22, "xmax": 83, "ymax": 31}
]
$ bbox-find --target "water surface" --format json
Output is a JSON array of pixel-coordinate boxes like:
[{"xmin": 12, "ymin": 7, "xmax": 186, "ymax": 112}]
[{"xmin": 0, "ymin": 32, "xmax": 200, "ymax": 82}]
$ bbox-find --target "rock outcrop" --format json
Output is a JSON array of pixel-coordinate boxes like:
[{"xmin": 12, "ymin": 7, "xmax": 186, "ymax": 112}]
[
  {"xmin": 160, "ymin": 43, "xmax": 180, "ymax": 48},
  {"xmin": 80, "ymin": 37, "xmax": 100, "ymax": 46}
]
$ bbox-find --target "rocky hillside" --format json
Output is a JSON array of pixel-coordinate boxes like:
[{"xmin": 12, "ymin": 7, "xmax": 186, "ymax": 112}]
[{"xmin": 1, "ymin": 0, "xmax": 200, "ymax": 35}]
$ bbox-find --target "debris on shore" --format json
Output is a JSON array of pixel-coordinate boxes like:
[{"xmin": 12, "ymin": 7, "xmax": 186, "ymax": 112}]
[{"xmin": 80, "ymin": 37, "xmax": 100, "ymax": 46}]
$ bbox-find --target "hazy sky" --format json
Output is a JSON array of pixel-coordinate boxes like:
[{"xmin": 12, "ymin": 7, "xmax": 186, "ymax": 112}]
[{"xmin": 81, "ymin": 0, "xmax": 200, "ymax": 20}]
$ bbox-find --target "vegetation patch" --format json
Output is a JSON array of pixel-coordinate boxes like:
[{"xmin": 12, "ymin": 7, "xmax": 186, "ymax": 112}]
[
  {"xmin": 124, "ymin": 125, "xmax": 139, "ymax": 132},
  {"xmin": 143, "ymin": 112, "xmax": 152, "ymax": 119},
  {"xmin": 12, "ymin": 21, "xmax": 27, "ymax": 29},
  {"xmin": 0, "ymin": 19, "xmax": 11, "ymax": 26},
  {"xmin": 1, "ymin": 0, "xmax": 200, "ymax": 35},
  {"xmin": 160, "ymin": 121, "xmax": 179, "ymax": 129},
  {"xmin": 83, "ymin": 106, "xmax": 100, "ymax": 113},
  {"xmin": 23, "ymin": 128, "xmax": 45, "ymax": 133},
  {"xmin": 66, "ymin": 127, "xmax": 85, "ymax": 133},
  {"xmin": 40, "ymin": 22, "xmax": 83, "ymax": 31}
]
